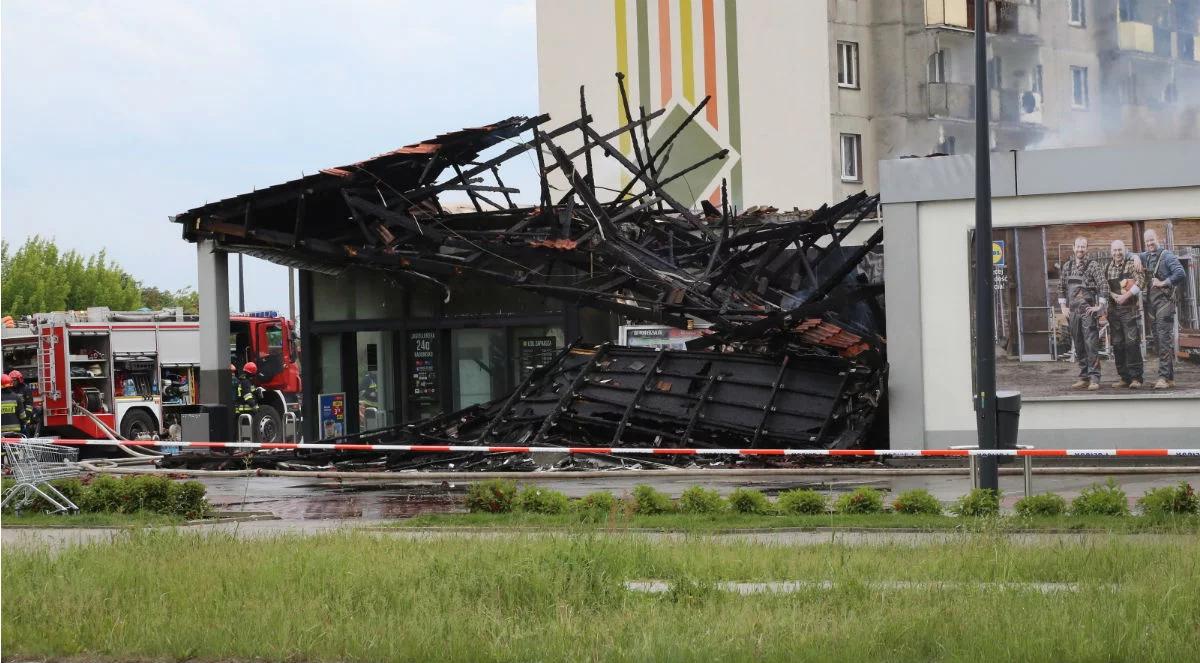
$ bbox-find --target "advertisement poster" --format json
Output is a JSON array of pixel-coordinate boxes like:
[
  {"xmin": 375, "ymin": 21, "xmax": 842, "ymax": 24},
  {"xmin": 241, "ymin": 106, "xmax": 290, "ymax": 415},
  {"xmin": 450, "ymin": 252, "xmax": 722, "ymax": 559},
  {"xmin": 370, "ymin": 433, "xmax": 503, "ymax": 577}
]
[
  {"xmin": 318, "ymin": 392, "xmax": 347, "ymax": 440},
  {"xmin": 517, "ymin": 336, "xmax": 557, "ymax": 381},
  {"xmin": 971, "ymin": 219, "xmax": 1198, "ymax": 399},
  {"xmin": 620, "ymin": 325, "xmax": 711, "ymax": 350}
]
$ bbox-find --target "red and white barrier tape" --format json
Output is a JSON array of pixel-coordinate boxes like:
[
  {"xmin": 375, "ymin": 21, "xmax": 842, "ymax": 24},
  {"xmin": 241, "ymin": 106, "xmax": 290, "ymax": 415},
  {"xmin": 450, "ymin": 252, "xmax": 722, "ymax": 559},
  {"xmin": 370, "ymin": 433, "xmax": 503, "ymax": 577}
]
[{"xmin": 4, "ymin": 438, "xmax": 1200, "ymax": 457}]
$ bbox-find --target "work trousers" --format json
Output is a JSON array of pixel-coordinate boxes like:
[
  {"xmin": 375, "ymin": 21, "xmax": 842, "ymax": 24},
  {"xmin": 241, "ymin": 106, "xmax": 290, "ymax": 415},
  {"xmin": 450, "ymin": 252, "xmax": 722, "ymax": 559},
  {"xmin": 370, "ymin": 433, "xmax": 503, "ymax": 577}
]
[
  {"xmin": 1147, "ymin": 293, "xmax": 1176, "ymax": 380},
  {"xmin": 1069, "ymin": 308, "xmax": 1101, "ymax": 382},
  {"xmin": 1108, "ymin": 305, "xmax": 1143, "ymax": 383}
]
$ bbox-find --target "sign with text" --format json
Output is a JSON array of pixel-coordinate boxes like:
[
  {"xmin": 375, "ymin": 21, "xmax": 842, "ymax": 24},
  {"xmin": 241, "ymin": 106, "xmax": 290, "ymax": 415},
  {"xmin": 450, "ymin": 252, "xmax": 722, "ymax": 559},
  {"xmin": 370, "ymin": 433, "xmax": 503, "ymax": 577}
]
[{"xmin": 318, "ymin": 392, "xmax": 346, "ymax": 440}]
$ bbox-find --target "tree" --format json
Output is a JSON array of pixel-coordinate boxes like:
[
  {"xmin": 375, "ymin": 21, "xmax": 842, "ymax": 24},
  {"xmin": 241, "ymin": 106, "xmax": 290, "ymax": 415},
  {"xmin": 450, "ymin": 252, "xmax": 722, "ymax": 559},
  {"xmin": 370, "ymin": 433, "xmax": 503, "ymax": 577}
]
[
  {"xmin": 1, "ymin": 236, "xmax": 188, "ymax": 317},
  {"xmin": 140, "ymin": 285, "xmax": 199, "ymax": 314}
]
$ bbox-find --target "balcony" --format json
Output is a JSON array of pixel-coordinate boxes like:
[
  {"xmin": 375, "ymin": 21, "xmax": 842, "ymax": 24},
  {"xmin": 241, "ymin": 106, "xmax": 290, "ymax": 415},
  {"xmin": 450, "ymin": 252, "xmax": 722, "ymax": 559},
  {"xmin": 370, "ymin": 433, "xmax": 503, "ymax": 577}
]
[
  {"xmin": 924, "ymin": 0, "xmax": 1040, "ymax": 38},
  {"xmin": 926, "ymin": 82, "xmax": 1044, "ymax": 126},
  {"xmin": 1116, "ymin": 20, "xmax": 1199, "ymax": 59},
  {"xmin": 1119, "ymin": 21, "xmax": 1159, "ymax": 53}
]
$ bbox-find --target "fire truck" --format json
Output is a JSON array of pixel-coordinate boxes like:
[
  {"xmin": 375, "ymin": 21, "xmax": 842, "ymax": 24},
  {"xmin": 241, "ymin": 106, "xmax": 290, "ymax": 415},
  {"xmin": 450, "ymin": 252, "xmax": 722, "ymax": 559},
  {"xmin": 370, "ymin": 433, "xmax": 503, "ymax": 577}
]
[{"xmin": 1, "ymin": 308, "xmax": 301, "ymax": 441}]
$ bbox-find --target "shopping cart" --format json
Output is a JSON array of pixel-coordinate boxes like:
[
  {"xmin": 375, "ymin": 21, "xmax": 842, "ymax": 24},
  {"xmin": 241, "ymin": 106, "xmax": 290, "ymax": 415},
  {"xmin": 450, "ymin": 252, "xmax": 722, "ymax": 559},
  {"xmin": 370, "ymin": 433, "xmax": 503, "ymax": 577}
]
[{"xmin": 1, "ymin": 438, "xmax": 81, "ymax": 514}]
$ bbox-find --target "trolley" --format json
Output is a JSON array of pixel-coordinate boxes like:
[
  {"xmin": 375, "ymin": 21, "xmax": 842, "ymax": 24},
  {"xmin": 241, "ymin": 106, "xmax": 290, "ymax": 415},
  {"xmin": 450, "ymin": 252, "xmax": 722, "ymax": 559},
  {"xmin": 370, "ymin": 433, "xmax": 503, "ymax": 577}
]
[{"xmin": 1, "ymin": 438, "xmax": 81, "ymax": 514}]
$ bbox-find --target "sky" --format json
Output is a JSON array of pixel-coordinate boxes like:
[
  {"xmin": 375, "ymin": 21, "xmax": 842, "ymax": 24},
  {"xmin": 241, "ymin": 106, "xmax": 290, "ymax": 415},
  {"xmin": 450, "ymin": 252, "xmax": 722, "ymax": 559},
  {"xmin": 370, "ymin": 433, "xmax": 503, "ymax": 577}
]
[{"xmin": 1, "ymin": 0, "xmax": 539, "ymax": 312}]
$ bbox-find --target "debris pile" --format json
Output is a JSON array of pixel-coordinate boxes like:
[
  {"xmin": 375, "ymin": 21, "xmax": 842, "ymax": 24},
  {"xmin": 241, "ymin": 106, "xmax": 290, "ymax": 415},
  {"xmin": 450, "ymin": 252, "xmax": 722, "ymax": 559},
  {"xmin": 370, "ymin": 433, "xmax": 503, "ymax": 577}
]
[{"xmin": 173, "ymin": 79, "xmax": 886, "ymax": 469}]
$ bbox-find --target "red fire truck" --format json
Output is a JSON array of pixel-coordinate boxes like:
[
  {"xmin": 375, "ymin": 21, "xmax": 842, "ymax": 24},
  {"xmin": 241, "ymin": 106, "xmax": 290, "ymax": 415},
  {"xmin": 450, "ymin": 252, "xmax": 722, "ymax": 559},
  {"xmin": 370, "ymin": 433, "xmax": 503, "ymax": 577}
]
[{"xmin": 2, "ymin": 308, "xmax": 301, "ymax": 441}]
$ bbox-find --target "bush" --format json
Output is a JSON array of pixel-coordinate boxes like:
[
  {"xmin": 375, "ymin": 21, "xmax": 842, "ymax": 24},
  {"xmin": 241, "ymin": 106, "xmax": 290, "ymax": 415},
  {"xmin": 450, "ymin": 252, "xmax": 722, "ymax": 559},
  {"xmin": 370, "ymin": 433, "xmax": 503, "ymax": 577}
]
[
  {"xmin": 573, "ymin": 491, "xmax": 618, "ymax": 514},
  {"xmin": 835, "ymin": 487, "xmax": 885, "ymax": 515},
  {"xmin": 678, "ymin": 486, "xmax": 726, "ymax": 514},
  {"xmin": 952, "ymin": 488, "xmax": 1000, "ymax": 518},
  {"xmin": 465, "ymin": 479, "xmax": 517, "ymax": 513},
  {"xmin": 776, "ymin": 489, "xmax": 828, "ymax": 515},
  {"xmin": 891, "ymin": 489, "xmax": 942, "ymax": 515},
  {"xmin": 572, "ymin": 492, "xmax": 619, "ymax": 522},
  {"xmin": 1, "ymin": 478, "xmax": 84, "ymax": 513},
  {"xmin": 727, "ymin": 488, "xmax": 773, "ymax": 515},
  {"xmin": 1014, "ymin": 493, "xmax": 1066, "ymax": 518},
  {"xmin": 630, "ymin": 485, "xmax": 674, "ymax": 515},
  {"xmin": 6, "ymin": 475, "xmax": 211, "ymax": 518},
  {"xmin": 515, "ymin": 486, "xmax": 570, "ymax": 515},
  {"xmin": 1136, "ymin": 482, "xmax": 1197, "ymax": 517},
  {"xmin": 167, "ymin": 481, "xmax": 212, "ymax": 519},
  {"xmin": 1070, "ymin": 479, "xmax": 1129, "ymax": 517}
]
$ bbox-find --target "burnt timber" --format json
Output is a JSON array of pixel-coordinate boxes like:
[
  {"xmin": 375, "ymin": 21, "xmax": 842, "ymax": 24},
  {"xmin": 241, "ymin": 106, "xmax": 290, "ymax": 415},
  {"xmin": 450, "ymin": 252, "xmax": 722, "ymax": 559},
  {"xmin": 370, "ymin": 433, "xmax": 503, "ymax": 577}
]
[{"xmin": 173, "ymin": 81, "xmax": 887, "ymax": 463}]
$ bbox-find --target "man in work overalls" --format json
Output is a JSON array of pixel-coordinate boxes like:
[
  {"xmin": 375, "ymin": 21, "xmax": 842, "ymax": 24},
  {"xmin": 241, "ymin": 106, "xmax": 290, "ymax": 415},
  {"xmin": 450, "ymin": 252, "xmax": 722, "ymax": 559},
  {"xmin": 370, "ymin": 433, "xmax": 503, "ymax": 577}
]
[
  {"xmin": 1137, "ymin": 230, "xmax": 1186, "ymax": 389},
  {"xmin": 1105, "ymin": 240, "xmax": 1145, "ymax": 389},
  {"xmin": 1058, "ymin": 237, "xmax": 1106, "ymax": 390}
]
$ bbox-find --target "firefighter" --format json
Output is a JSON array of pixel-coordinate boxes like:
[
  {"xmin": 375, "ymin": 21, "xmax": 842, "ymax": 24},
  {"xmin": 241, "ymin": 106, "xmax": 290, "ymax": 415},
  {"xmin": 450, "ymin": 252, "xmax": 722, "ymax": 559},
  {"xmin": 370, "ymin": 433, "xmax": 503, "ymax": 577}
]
[
  {"xmin": 1058, "ymin": 237, "xmax": 1107, "ymax": 390},
  {"xmin": 1105, "ymin": 240, "xmax": 1145, "ymax": 389},
  {"xmin": 1137, "ymin": 229, "xmax": 1187, "ymax": 389},
  {"xmin": 1, "ymin": 373, "xmax": 22, "ymax": 437},
  {"xmin": 235, "ymin": 361, "xmax": 260, "ymax": 421}
]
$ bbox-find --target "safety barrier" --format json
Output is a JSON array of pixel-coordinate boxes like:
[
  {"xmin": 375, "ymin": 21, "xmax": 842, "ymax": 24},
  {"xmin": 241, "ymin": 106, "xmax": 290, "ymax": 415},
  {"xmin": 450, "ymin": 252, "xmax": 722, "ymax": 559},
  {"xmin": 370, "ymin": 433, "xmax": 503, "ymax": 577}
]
[{"xmin": 4, "ymin": 438, "xmax": 1199, "ymax": 457}]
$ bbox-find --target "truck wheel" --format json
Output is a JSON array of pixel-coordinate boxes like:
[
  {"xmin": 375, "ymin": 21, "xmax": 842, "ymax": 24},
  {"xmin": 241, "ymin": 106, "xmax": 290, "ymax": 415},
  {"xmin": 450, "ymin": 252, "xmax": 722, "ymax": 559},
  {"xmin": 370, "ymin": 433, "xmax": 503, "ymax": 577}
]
[
  {"xmin": 254, "ymin": 405, "xmax": 282, "ymax": 443},
  {"xmin": 121, "ymin": 410, "xmax": 158, "ymax": 440}
]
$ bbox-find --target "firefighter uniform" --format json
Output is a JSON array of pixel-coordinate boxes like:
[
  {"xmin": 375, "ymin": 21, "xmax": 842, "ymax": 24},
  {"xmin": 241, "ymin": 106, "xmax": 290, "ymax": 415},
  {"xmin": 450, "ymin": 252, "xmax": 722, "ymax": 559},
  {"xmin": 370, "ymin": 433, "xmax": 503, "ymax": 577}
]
[
  {"xmin": 1, "ymin": 385, "xmax": 21, "ymax": 436},
  {"xmin": 1105, "ymin": 256, "xmax": 1145, "ymax": 386},
  {"xmin": 1142, "ymin": 248, "xmax": 1187, "ymax": 383},
  {"xmin": 1059, "ymin": 256, "xmax": 1107, "ymax": 385},
  {"xmin": 234, "ymin": 376, "xmax": 259, "ymax": 418}
]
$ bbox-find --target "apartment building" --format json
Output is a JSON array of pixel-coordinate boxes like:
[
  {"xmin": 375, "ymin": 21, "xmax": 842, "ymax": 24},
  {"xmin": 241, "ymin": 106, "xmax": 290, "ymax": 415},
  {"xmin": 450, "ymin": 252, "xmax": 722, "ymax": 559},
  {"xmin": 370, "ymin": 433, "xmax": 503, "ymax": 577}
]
[{"xmin": 536, "ymin": 0, "xmax": 1200, "ymax": 210}]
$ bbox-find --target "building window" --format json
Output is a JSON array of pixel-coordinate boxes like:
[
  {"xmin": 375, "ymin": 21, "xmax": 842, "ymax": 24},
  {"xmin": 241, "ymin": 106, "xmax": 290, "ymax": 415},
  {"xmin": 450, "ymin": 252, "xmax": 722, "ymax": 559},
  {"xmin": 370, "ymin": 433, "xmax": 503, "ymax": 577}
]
[
  {"xmin": 987, "ymin": 56, "xmax": 1003, "ymax": 90},
  {"xmin": 937, "ymin": 135, "xmax": 956, "ymax": 155},
  {"xmin": 928, "ymin": 50, "xmax": 946, "ymax": 84},
  {"xmin": 840, "ymin": 133, "xmax": 862, "ymax": 182},
  {"xmin": 1118, "ymin": 0, "xmax": 1134, "ymax": 22},
  {"xmin": 1032, "ymin": 64, "xmax": 1044, "ymax": 97},
  {"xmin": 1071, "ymin": 66, "xmax": 1089, "ymax": 108},
  {"xmin": 1069, "ymin": 0, "xmax": 1086, "ymax": 26},
  {"xmin": 837, "ymin": 41, "xmax": 859, "ymax": 89}
]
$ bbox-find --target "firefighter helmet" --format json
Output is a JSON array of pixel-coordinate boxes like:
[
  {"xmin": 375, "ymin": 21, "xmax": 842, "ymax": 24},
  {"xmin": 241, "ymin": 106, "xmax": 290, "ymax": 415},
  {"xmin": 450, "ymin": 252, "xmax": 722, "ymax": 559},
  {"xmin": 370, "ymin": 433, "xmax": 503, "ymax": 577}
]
[
  {"xmin": 8, "ymin": 369, "xmax": 23, "ymax": 384},
  {"xmin": 242, "ymin": 362, "xmax": 258, "ymax": 376},
  {"xmin": 1, "ymin": 374, "xmax": 12, "ymax": 388}
]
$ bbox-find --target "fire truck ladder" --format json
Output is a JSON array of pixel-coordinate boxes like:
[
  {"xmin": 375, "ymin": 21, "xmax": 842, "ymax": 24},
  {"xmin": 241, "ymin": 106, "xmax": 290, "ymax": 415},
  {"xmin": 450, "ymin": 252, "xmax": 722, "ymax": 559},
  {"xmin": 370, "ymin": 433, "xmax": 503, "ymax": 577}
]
[{"xmin": 38, "ymin": 332, "xmax": 67, "ymax": 417}]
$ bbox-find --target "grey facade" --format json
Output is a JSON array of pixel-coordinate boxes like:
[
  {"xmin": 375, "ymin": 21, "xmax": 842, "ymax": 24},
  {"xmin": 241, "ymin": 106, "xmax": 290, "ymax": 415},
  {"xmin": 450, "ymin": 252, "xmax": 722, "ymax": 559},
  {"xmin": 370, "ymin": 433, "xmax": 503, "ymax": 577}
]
[{"xmin": 831, "ymin": 0, "xmax": 1200, "ymax": 196}]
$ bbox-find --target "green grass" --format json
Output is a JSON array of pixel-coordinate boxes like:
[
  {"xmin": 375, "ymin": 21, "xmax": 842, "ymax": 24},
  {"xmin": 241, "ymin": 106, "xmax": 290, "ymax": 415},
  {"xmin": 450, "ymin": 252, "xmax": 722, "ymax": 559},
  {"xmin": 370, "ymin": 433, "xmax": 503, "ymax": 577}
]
[
  {"xmin": 396, "ymin": 510, "xmax": 1200, "ymax": 534},
  {"xmin": 3, "ymin": 531, "xmax": 1198, "ymax": 662},
  {"xmin": 0, "ymin": 511, "xmax": 186, "ymax": 528}
]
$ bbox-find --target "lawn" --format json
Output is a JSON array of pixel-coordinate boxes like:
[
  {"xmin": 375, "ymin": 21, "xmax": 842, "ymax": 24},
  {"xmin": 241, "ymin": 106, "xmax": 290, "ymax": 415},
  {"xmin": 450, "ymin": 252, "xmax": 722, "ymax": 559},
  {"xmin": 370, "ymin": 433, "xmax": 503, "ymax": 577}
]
[
  {"xmin": 397, "ymin": 510, "xmax": 1200, "ymax": 534},
  {"xmin": 3, "ymin": 530, "xmax": 1198, "ymax": 662},
  {"xmin": 0, "ymin": 511, "xmax": 188, "ymax": 528}
]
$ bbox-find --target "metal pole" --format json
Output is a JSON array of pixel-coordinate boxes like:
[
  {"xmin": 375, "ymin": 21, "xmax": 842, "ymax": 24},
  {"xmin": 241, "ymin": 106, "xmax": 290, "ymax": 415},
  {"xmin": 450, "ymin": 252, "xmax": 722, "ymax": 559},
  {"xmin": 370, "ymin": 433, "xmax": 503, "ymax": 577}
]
[
  {"xmin": 973, "ymin": 0, "xmax": 999, "ymax": 491},
  {"xmin": 288, "ymin": 267, "xmax": 296, "ymax": 325},
  {"xmin": 237, "ymin": 253, "xmax": 246, "ymax": 313}
]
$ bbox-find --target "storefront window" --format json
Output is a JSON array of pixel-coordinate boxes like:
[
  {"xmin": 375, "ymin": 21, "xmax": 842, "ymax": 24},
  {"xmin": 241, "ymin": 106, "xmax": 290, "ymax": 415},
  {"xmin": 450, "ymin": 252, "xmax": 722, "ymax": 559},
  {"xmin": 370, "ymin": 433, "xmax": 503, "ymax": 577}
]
[
  {"xmin": 356, "ymin": 331, "xmax": 395, "ymax": 430},
  {"xmin": 316, "ymin": 333, "xmax": 343, "ymax": 395},
  {"xmin": 312, "ymin": 272, "xmax": 354, "ymax": 321},
  {"xmin": 353, "ymin": 270, "xmax": 405, "ymax": 320},
  {"xmin": 450, "ymin": 328, "xmax": 507, "ymax": 409}
]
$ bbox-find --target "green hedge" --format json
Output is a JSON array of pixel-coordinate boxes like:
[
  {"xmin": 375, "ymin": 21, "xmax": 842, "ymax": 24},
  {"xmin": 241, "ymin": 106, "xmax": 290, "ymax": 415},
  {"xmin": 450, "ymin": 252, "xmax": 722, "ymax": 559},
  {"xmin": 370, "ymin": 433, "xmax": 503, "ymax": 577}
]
[{"xmin": 2, "ymin": 475, "xmax": 211, "ymax": 519}]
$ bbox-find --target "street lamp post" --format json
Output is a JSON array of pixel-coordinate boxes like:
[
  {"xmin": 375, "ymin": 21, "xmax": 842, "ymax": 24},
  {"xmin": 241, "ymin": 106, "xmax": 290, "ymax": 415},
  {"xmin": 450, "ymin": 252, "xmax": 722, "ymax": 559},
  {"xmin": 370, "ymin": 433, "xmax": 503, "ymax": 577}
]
[{"xmin": 973, "ymin": 0, "xmax": 1000, "ymax": 490}]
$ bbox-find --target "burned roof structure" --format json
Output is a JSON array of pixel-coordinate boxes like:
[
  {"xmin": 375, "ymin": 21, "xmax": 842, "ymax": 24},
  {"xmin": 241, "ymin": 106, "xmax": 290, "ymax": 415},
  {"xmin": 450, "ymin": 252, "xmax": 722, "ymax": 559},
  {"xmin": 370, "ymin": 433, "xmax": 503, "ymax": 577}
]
[{"xmin": 173, "ymin": 79, "xmax": 886, "ymax": 462}]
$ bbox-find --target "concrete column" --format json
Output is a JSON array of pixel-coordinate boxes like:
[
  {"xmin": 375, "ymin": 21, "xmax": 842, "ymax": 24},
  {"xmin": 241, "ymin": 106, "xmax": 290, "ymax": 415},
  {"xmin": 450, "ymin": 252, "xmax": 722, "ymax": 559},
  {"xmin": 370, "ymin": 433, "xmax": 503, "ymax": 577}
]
[
  {"xmin": 881, "ymin": 202, "xmax": 926, "ymax": 449},
  {"xmin": 197, "ymin": 240, "xmax": 232, "ymax": 407}
]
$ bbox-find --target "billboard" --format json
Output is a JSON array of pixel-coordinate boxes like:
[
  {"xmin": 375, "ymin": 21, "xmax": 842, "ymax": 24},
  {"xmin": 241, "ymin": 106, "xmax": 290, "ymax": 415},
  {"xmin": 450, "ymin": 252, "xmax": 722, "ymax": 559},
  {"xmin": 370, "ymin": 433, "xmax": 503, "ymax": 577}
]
[{"xmin": 972, "ymin": 219, "xmax": 1199, "ymax": 399}]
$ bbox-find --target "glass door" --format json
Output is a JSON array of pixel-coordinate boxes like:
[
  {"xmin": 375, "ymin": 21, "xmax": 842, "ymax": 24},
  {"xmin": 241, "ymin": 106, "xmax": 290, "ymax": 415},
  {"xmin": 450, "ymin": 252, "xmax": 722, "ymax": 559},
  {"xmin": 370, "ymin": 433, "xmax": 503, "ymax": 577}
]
[
  {"xmin": 450, "ymin": 328, "xmax": 507, "ymax": 410},
  {"xmin": 356, "ymin": 331, "xmax": 395, "ymax": 431}
]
